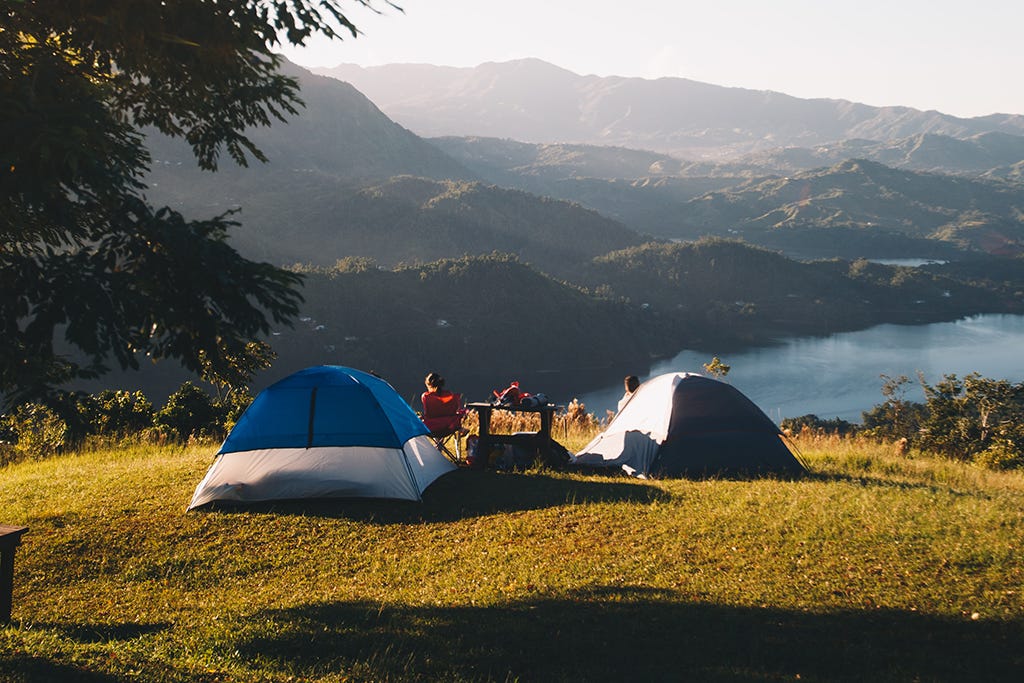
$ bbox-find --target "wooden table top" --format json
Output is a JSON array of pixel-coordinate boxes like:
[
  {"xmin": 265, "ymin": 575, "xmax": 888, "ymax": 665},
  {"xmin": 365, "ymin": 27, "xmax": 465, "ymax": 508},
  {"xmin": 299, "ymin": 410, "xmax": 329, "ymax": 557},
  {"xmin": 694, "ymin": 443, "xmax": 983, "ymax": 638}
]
[
  {"xmin": 465, "ymin": 402, "xmax": 560, "ymax": 412},
  {"xmin": 0, "ymin": 525, "xmax": 28, "ymax": 546}
]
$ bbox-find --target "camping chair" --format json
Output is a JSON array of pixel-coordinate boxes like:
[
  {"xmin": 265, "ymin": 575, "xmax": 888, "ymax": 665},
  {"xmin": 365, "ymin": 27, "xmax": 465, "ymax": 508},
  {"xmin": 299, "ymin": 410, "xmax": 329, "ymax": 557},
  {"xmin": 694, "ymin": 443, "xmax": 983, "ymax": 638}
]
[{"xmin": 421, "ymin": 391, "xmax": 466, "ymax": 463}]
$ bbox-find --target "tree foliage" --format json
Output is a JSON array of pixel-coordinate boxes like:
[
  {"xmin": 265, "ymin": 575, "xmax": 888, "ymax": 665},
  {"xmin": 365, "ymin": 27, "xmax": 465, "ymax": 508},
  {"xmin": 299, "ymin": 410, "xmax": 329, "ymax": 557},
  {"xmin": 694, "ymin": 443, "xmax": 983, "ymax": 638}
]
[
  {"xmin": 152, "ymin": 381, "xmax": 221, "ymax": 442},
  {"xmin": 1, "ymin": 1, "xmax": 387, "ymax": 406},
  {"xmin": 76, "ymin": 389, "xmax": 154, "ymax": 439},
  {"xmin": 859, "ymin": 372, "xmax": 1024, "ymax": 468},
  {"xmin": 199, "ymin": 340, "xmax": 276, "ymax": 401},
  {"xmin": 780, "ymin": 414, "xmax": 857, "ymax": 437},
  {"xmin": 915, "ymin": 372, "xmax": 1024, "ymax": 462},
  {"xmin": 702, "ymin": 356, "xmax": 730, "ymax": 379},
  {"xmin": 860, "ymin": 374, "xmax": 926, "ymax": 442},
  {"xmin": 0, "ymin": 401, "xmax": 67, "ymax": 465}
]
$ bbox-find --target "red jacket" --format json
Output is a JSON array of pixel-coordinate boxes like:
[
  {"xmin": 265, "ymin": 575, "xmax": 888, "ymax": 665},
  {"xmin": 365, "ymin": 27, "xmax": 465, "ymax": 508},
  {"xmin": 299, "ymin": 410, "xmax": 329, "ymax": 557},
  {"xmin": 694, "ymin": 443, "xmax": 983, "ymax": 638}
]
[{"xmin": 421, "ymin": 390, "xmax": 463, "ymax": 432}]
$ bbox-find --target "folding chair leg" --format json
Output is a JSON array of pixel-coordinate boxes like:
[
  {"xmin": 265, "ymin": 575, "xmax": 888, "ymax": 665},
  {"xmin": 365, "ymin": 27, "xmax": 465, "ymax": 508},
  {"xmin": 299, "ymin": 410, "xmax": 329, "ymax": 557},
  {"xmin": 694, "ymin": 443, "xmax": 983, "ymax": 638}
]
[{"xmin": 433, "ymin": 434, "xmax": 460, "ymax": 463}]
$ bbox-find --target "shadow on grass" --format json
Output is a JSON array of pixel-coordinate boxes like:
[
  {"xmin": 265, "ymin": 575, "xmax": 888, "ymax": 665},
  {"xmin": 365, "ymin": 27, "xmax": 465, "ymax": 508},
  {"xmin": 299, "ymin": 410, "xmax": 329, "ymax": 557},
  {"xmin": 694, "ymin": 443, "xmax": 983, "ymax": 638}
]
[
  {"xmin": 234, "ymin": 587, "xmax": 1024, "ymax": 682},
  {"xmin": 3, "ymin": 622, "xmax": 215, "ymax": 683},
  {"xmin": 0, "ymin": 656, "xmax": 121, "ymax": 683},
  {"xmin": 204, "ymin": 469, "xmax": 671, "ymax": 523},
  {"xmin": 566, "ymin": 463, "xmax": 808, "ymax": 483},
  {"xmin": 804, "ymin": 470, "xmax": 981, "ymax": 497}
]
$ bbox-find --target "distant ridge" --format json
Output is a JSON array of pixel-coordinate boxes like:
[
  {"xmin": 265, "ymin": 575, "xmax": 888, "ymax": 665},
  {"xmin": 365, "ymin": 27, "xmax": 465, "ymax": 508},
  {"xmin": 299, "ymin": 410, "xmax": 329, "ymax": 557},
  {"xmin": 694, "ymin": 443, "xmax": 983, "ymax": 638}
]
[
  {"xmin": 683, "ymin": 159, "xmax": 1024, "ymax": 256},
  {"xmin": 145, "ymin": 59, "xmax": 473, "ymax": 185},
  {"xmin": 315, "ymin": 59, "xmax": 1024, "ymax": 158},
  {"xmin": 736, "ymin": 131, "xmax": 1024, "ymax": 175}
]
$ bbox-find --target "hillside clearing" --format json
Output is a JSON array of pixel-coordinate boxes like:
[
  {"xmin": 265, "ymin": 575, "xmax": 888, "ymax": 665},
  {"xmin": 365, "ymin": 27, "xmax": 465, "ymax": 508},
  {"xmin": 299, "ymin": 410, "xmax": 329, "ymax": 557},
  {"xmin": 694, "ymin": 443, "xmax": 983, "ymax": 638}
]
[{"xmin": 1, "ymin": 440, "xmax": 1023, "ymax": 681}]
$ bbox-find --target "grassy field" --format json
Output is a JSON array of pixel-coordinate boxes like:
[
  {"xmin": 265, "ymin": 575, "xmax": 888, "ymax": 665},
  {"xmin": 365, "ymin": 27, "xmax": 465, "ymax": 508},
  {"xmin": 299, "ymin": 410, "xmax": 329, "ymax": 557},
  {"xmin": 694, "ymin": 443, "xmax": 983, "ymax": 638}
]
[{"xmin": 1, "ymin": 432, "xmax": 1023, "ymax": 682}]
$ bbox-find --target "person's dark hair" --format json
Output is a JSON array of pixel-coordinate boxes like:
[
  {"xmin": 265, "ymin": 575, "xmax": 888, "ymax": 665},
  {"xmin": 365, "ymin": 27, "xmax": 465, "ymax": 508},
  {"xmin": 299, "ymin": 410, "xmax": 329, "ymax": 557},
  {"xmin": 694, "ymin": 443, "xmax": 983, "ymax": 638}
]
[
  {"xmin": 624, "ymin": 375, "xmax": 640, "ymax": 393},
  {"xmin": 425, "ymin": 372, "xmax": 445, "ymax": 390}
]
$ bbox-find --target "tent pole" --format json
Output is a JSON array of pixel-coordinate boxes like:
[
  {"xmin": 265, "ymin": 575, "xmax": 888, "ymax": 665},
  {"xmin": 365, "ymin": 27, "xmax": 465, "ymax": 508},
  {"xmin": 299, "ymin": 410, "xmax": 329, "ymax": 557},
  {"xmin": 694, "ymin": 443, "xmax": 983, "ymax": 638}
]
[{"xmin": 400, "ymin": 445, "xmax": 423, "ymax": 502}]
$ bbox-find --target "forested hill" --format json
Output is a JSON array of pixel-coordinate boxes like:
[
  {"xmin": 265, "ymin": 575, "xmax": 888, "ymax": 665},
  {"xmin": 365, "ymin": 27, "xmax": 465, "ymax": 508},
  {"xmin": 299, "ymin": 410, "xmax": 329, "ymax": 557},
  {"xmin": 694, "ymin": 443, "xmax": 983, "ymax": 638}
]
[
  {"xmin": 429, "ymin": 136, "xmax": 685, "ymax": 182},
  {"xmin": 82, "ymin": 255, "xmax": 679, "ymax": 404},
  {"xmin": 145, "ymin": 168, "xmax": 646, "ymax": 275},
  {"xmin": 261, "ymin": 243, "xmax": 1024, "ymax": 401},
  {"xmin": 336, "ymin": 176, "xmax": 645, "ymax": 278},
  {"xmin": 284, "ymin": 255, "xmax": 679, "ymax": 402},
  {"xmin": 82, "ymin": 245, "xmax": 1024, "ymax": 404},
  {"xmin": 737, "ymin": 132, "xmax": 1024, "ymax": 176},
  {"xmin": 104, "ymin": 59, "xmax": 1024, "ymax": 405},
  {"xmin": 428, "ymin": 137, "xmax": 1024, "ymax": 260},
  {"xmin": 579, "ymin": 239, "xmax": 1023, "ymax": 345},
  {"xmin": 683, "ymin": 160, "xmax": 1024, "ymax": 257},
  {"xmin": 141, "ymin": 60, "xmax": 1024, "ymax": 270}
]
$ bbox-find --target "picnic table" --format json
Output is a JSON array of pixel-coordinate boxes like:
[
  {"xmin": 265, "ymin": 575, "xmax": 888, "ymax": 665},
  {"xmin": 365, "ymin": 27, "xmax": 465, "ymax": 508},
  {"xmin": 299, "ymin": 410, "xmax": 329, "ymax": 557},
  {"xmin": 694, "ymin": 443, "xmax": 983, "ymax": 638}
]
[
  {"xmin": 466, "ymin": 401, "xmax": 564, "ymax": 468},
  {"xmin": 0, "ymin": 524, "xmax": 28, "ymax": 623}
]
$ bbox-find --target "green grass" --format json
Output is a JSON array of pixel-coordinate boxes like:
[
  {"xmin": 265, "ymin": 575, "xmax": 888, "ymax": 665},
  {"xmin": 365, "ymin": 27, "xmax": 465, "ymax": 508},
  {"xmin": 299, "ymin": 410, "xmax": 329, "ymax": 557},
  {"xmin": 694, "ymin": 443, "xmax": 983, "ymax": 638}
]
[{"xmin": 1, "ymin": 438, "xmax": 1023, "ymax": 681}]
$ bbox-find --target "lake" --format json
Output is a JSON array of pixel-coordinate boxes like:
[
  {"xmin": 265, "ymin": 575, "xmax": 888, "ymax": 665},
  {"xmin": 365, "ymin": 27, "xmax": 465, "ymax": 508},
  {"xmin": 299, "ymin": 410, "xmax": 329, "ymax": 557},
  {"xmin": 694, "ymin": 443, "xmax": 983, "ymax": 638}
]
[
  {"xmin": 868, "ymin": 258, "xmax": 947, "ymax": 267},
  {"xmin": 576, "ymin": 314, "xmax": 1024, "ymax": 423}
]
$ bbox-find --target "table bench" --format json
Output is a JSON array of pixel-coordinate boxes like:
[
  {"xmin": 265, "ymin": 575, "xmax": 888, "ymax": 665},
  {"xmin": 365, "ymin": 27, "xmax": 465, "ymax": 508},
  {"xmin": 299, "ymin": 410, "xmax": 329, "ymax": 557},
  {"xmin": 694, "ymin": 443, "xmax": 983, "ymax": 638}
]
[
  {"xmin": 0, "ymin": 524, "xmax": 28, "ymax": 623},
  {"xmin": 466, "ymin": 402, "xmax": 564, "ymax": 468}
]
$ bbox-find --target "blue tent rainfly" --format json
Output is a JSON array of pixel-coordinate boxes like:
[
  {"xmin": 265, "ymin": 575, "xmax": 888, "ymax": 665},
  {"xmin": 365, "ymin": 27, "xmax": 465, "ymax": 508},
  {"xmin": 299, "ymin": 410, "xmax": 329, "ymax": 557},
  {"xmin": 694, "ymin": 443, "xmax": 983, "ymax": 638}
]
[{"xmin": 188, "ymin": 366, "xmax": 456, "ymax": 509}]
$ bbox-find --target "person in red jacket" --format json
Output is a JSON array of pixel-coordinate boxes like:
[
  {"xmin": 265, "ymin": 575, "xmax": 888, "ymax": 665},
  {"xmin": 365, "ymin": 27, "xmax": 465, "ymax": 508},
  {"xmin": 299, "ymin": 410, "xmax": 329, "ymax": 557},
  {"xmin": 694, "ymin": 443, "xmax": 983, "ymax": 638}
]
[{"xmin": 421, "ymin": 372, "xmax": 464, "ymax": 433}]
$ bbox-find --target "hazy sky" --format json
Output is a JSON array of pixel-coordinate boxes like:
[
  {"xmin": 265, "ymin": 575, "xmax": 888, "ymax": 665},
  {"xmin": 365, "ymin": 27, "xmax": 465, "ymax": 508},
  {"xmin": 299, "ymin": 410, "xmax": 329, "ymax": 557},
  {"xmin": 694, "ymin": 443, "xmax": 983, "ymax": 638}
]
[{"xmin": 281, "ymin": 0, "xmax": 1023, "ymax": 118}]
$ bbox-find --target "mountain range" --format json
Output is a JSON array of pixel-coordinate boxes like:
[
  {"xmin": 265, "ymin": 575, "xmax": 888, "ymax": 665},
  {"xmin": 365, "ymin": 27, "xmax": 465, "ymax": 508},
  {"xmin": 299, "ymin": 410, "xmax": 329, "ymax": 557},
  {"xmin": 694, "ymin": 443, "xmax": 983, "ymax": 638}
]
[
  {"xmin": 680, "ymin": 159, "xmax": 1024, "ymax": 257},
  {"xmin": 431, "ymin": 131, "xmax": 1024, "ymax": 181},
  {"xmin": 315, "ymin": 58, "xmax": 1024, "ymax": 159},
  {"xmin": 427, "ymin": 137, "xmax": 1024, "ymax": 257},
  {"xmin": 144, "ymin": 60, "xmax": 1024, "ymax": 265},
  {"xmin": 103, "ymin": 57, "xmax": 1024, "ymax": 403}
]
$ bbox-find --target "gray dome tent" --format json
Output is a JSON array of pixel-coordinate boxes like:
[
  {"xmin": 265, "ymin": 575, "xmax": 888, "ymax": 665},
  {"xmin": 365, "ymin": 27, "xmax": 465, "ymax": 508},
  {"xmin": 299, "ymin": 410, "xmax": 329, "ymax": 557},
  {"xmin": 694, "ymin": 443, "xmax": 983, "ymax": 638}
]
[{"xmin": 573, "ymin": 372, "xmax": 805, "ymax": 477}]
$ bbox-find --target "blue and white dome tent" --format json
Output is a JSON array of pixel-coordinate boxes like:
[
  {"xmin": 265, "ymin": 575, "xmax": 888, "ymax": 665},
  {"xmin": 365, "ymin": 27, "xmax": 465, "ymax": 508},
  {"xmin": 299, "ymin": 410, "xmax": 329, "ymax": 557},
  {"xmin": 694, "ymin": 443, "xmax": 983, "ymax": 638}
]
[{"xmin": 188, "ymin": 366, "xmax": 456, "ymax": 509}]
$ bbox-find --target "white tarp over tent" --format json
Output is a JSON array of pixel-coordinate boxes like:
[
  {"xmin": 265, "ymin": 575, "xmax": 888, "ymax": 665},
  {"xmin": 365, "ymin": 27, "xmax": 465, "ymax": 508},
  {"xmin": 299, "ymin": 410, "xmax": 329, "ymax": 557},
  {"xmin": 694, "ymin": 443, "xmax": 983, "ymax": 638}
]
[
  {"xmin": 574, "ymin": 372, "xmax": 680, "ymax": 476},
  {"xmin": 573, "ymin": 372, "xmax": 805, "ymax": 477}
]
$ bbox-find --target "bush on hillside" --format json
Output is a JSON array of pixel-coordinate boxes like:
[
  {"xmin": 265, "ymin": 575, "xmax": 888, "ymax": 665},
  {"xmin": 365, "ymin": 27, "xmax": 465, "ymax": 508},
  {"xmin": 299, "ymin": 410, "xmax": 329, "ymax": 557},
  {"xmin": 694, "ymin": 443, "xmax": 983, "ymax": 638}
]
[
  {"xmin": 781, "ymin": 414, "xmax": 858, "ymax": 437},
  {"xmin": 153, "ymin": 382, "xmax": 224, "ymax": 442},
  {"xmin": 973, "ymin": 439, "xmax": 1024, "ymax": 470},
  {"xmin": 77, "ymin": 390, "xmax": 155, "ymax": 440},
  {"xmin": 1, "ymin": 381, "xmax": 251, "ymax": 453},
  {"xmin": 556, "ymin": 398, "xmax": 607, "ymax": 442},
  {"xmin": 0, "ymin": 403, "xmax": 68, "ymax": 466},
  {"xmin": 916, "ymin": 373, "xmax": 1024, "ymax": 463},
  {"xmin": 859, "ymin": 374, "xmax": 927, "ymax": 443},
  {"xmin": 860, "ymin": 401, "xmax": 927, "ymax": 442},
  {"xmin": 857, "ymin": 372, "xmax": 1024, "ymax": 469}
]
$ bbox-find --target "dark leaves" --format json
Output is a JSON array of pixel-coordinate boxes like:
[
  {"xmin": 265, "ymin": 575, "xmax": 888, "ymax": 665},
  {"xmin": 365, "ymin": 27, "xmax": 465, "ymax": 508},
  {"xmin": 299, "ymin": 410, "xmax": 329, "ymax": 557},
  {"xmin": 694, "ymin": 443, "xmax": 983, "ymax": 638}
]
[{"xmin": 1, "ymin": 1, "xmax": 372, "ymax": 404}]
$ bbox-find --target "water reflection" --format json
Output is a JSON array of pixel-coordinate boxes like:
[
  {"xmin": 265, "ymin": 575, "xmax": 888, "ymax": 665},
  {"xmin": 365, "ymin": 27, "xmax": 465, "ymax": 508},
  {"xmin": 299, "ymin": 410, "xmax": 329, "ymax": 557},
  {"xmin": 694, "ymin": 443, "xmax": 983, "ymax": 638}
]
[{"xmin": 577, "ymin": 314, "xmax": 1024, "ymax": 423}]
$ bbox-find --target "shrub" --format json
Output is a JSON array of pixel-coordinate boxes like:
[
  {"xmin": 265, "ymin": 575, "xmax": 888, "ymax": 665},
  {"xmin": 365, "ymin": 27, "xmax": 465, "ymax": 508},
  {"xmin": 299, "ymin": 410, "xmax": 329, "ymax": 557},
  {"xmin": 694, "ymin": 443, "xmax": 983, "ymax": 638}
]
[
  {"xmin": 973, "ymin": 439, "xmax": 1024, "ymax": 471},
  {"xmin": 781, "ymin": 414, "xmax": 857, "ymax": 437},
  {"xmin": 555, "ymin": 399, "xmax": 605, "ymax": 438},
  {"xmin": 860, "ymin": 374, "xmax": 926, "ymax": 442},
  {"xmin": 153, "ymin": 382, "xmax": 222, "ymax": 442},
  {"xmin": 1, "ymin": 403, "xmax": 68, "ymax": 466},
  {"xmin": 859, "ymin": 401, "xmax": 927, "ymax": 441},
  {"xmin": 860, "ymin": 372, "xmax": 1024, "ymax": 469},
  {"xmin": 917, "ymin": 373, "xmax": 1024, "ymax": 462},
  {"xmin": 77, "ymin": 390, "xmax": 154, "ymax": 439}
]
